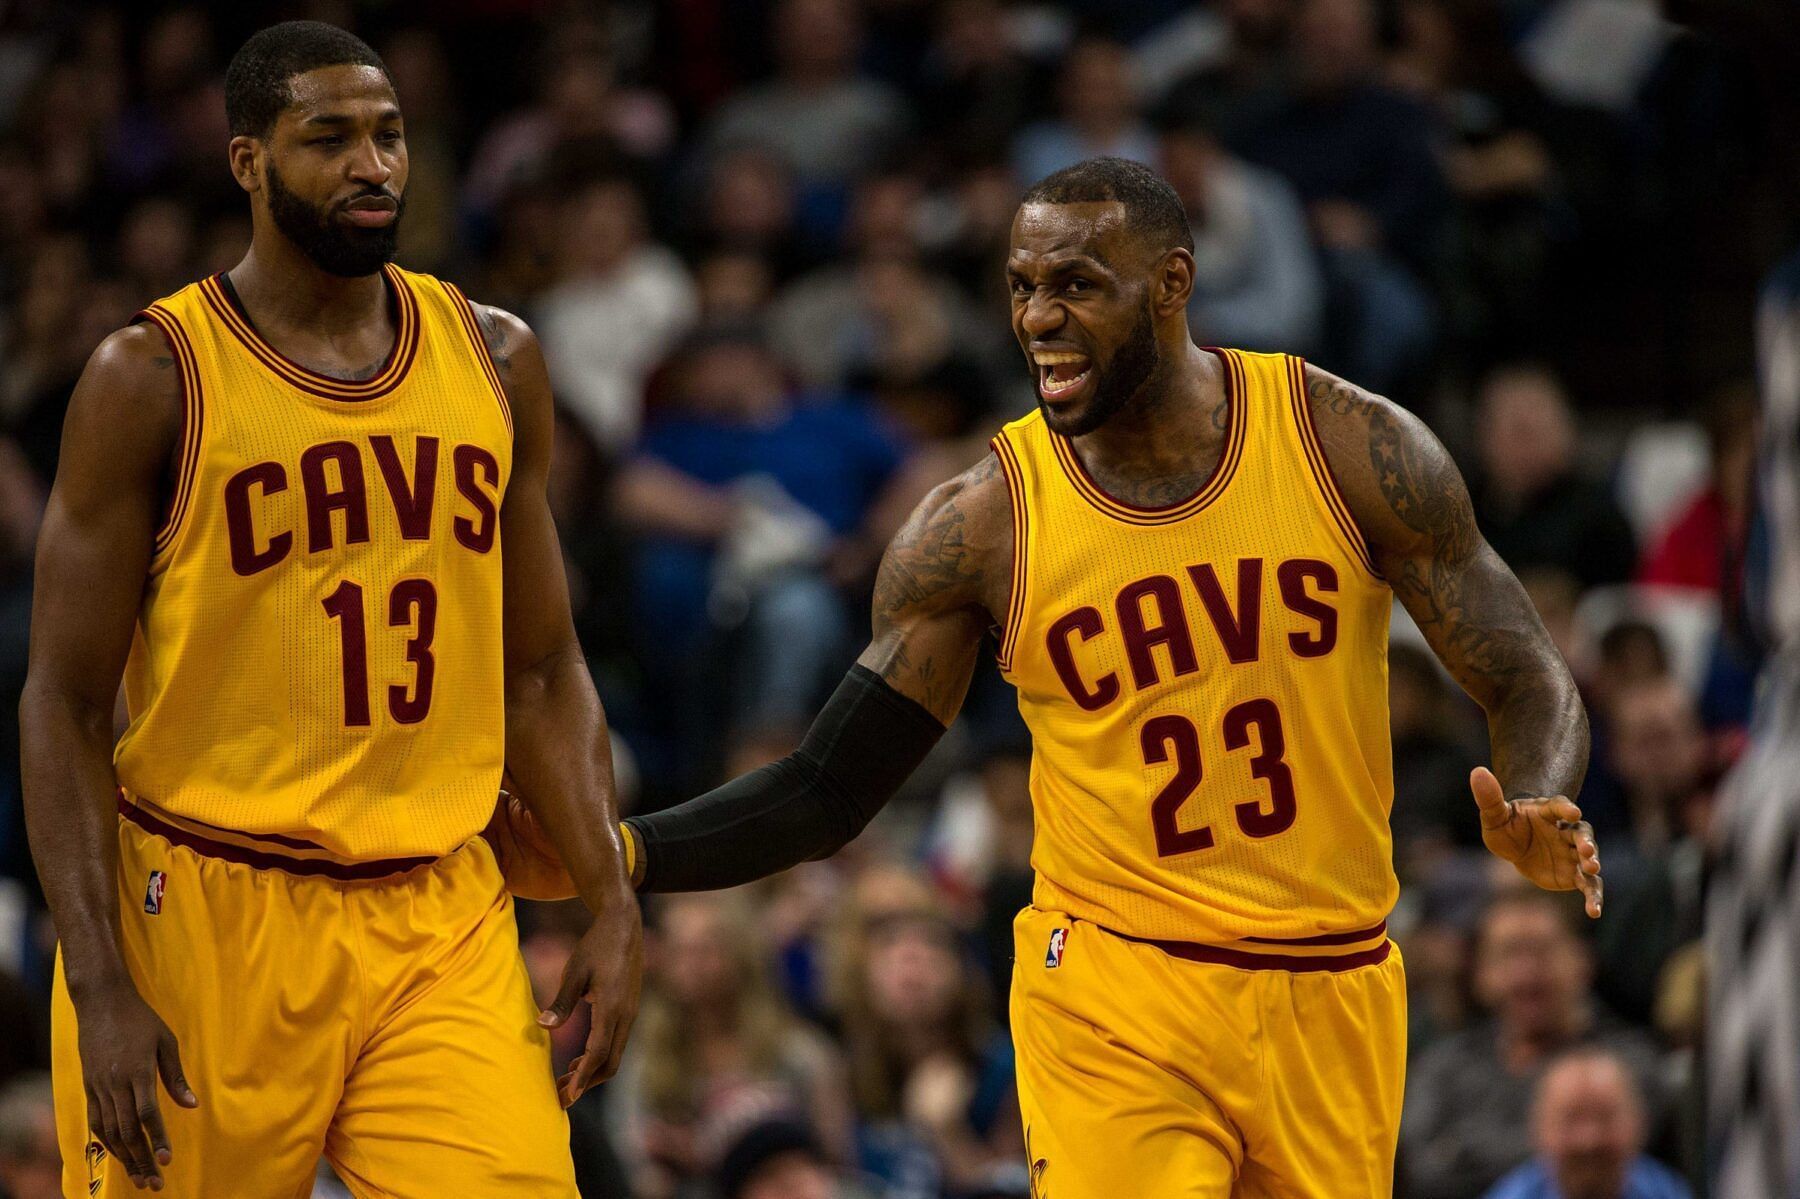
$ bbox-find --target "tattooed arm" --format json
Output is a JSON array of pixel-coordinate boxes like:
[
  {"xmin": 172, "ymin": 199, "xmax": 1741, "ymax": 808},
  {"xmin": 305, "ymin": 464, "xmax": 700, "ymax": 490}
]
[
  {"xmin": 855, "ymin": 451, "xmax": 1013, "ymax": 721},
  {"xmin": 1305, "ymin": 365, "xmax": 1603, "ymax": 915},
  {"xmin": 623, "ymin": 454, "xmax": 1013, "ymax": 890}
]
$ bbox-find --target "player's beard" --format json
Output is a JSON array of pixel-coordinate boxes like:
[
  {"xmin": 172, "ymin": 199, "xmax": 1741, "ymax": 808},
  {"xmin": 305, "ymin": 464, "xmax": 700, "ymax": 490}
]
[
  {"xmin": 265, "ymin": 162, "xmax": 403, "ymax": 278},
  {"xmin": 1041, "ymin": 300, "xmax": 1160, "ymax": 438}
]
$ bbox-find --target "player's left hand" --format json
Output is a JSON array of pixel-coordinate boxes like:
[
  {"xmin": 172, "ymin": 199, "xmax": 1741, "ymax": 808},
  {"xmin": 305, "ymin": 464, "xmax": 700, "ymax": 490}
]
[
  {"xmin": 1470, "ymin": 766, "xmax": 1603, "ymax": 917},
  {"xmin": 539, "ymin": 894, "xmax": 644, "ymax": 1107},
  {"xmin": 483, "ymin": 789, "xmax": 579, "ymax": 901}
]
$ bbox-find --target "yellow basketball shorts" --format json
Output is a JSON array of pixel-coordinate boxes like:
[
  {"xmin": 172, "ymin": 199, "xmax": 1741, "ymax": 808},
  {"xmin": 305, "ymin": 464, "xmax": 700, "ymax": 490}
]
[
  {"xmin": 1010, "ymin": 905, "xmax": 1406, "ymax": 1199},
  {"xmin": 51, "ymin": 807, "xmax": 577, "ymax": 1198}
]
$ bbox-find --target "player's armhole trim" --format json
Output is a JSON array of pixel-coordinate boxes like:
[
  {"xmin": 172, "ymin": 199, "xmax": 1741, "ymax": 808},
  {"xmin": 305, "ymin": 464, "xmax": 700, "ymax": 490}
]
[
  {"xmin": 991, "ymin": 433, "xmax": 1029, "ymax": 673},
  {"xmin": 443, "ymin": 281, "xmax": 514, "ymax": 439},
  {"xmin": 131, "ymin": 306, "xmax": 204, "ymax": 567},
  {"xmin": 1286, "ymin": 356, "xmax": 1382, "ymax": 582}
]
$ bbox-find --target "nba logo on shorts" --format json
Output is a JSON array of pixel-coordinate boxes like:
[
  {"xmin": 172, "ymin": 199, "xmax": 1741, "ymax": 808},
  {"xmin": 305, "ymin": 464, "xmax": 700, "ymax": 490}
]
[
  {"xmin": 1045, "ymin": 927, "xmax": 1068, "ymax": 968},
  {"xmin": 143, "ymin": 870, "xmax": 166, "ymax": 915}
]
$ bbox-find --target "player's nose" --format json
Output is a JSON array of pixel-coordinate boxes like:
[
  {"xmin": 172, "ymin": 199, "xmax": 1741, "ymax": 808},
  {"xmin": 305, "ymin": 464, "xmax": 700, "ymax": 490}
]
[
  {"xmin": 1018, "ymin": 290, "xmax": 1063, "ymax": 338},
  {"xmin": 346, "ymin": 138, "xmax": 393, "ymax": 186}
]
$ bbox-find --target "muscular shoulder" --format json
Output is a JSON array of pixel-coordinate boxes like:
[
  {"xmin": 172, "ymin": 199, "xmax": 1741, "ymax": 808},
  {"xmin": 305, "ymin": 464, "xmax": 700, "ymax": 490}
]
[
  {"xmin": 466, "ymin": 301, "xmax": 554, "ymax": 455},
  {"xmin": 68, "ymin": 324, "xmax": 183, "ymax": 463},
  {"xmin": 467, "ymin": 301, "xmax": 539, "ymax": 385},
  {"xmin": 875, "ymin": 450, "xmax": 1013, "ymax": 628},
  {"xmin": 1301, "ymin": 362, "xmax": 1478, "ymax": 568}
]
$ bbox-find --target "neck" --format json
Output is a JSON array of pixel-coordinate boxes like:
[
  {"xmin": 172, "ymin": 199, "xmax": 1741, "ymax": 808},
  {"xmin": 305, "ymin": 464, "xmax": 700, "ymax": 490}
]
[
  {"xmin": 1077, "ymin": 340, "xmax": 1224, "ymax": 474},
  {"xmin": 228, "ymin": 228, "xmax": 390, "ymax": 338}
]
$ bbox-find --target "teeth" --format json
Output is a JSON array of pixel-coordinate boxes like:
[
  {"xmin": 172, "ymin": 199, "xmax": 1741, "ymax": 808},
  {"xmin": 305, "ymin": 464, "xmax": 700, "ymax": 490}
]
[
  {"xmin": 1041, "ymin": 368, "xmax": 1090, "ymax": 396},
  {"xmin": 1033, "ymin": 351, "xmax": 1088, "ymax": 365}
]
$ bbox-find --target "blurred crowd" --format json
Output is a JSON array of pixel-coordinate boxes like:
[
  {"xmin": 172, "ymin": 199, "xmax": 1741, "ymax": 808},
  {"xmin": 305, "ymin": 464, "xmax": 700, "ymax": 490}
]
[{"xmin": 0, "ymin": 1, "xmax": 1791, "ymax": 1197}]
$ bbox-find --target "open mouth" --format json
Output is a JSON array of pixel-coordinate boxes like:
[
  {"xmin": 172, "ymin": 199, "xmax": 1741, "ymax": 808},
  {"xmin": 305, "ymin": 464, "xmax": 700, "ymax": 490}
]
[{"xmin": 1033, "ymin": 350, "xmax": 1092, "ymax": 401}]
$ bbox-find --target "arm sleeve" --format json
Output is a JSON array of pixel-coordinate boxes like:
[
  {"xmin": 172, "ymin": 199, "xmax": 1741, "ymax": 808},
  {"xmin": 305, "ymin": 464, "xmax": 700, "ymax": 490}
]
[{"xmin": 623, "ymin": 664, "xmax": 947, "ymax": 892}]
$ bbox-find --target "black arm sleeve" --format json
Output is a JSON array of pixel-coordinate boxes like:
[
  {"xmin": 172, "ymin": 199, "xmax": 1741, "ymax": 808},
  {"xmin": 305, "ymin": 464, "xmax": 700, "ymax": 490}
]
[{"xmin": 623, "ymin": 665, "xmax": 947, "ymax": 892}]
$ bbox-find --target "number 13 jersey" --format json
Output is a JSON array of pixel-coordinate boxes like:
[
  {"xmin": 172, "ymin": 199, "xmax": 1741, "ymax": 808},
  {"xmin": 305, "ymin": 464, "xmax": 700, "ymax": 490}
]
[
  {"xmin": 992, "ymin": 349, "xmax": 1398, "ymax": 947},
  {"xmin": 115, "ymin": 266, "xmax": 512, "ymax": 864}
]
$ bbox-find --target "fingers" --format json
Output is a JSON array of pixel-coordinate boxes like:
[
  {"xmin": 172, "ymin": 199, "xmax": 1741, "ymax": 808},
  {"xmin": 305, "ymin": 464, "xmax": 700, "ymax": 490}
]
[
  {"xmin": 1469, "ymin": 767, "xmax": 1508, "ymax": 827},
  {"xmin": 538, "ymin": 961, "xmax": 588, "ymax": 1030},
  {"xmin": 561, "ymin": 1018, "xmax": 614, "ymax": 1107},
  {"xmin": 97, "ymin": 1081, "xmax": 159, "ymax": 1189},
  {"xmin": 1570, "ymin": 820, "xmax": 1603, "ymax": 917},
  {"xmin": 132, "ymin": 1070, "xmax": 172, "ymax": 1172},
  {"xmin": 157, "ymin": 1033, "xmax": 198, "ymax": 1109}
]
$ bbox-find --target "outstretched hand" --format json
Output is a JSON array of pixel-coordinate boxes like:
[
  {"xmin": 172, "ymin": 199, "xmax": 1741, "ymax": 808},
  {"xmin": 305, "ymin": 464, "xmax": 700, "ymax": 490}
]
[{"xmin": 1470, "ymin": 766, "xmax": 1603, "ymax": 917}]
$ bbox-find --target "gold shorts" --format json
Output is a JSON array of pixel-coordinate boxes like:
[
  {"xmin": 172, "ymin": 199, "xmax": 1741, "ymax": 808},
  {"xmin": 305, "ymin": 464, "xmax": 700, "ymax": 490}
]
[{"xmin": 1010, "ymin": 904, "xmax": 1406, "ymax": 1198}]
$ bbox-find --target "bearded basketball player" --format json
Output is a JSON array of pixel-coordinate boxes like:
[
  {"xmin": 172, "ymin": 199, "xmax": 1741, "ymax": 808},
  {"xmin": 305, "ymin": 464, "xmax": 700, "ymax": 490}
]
[
  {"xmin": 22, "ymin": 22, "xmax": 639, "ymax": 1196},
  {"xmin": 603, "ymin": 158, "xmax": 1604, "ymax": 1197}
]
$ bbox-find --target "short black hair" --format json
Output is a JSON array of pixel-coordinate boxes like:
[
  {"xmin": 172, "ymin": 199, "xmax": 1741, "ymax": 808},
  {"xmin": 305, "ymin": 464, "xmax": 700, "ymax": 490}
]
[
  {"xmin": 1020, "ymin": 156, "xmax": 1194, "ymax": 257},
  {"xmin": 225, "ymin": 21, "xmax": 390, "ymax": 138}
]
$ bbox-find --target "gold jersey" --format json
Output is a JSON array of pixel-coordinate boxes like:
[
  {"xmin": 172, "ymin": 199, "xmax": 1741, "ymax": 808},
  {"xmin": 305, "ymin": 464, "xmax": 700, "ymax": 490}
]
[
  {"xmin": 114, "ymin": 266, "xmax": 513, "ymax": 863},
  {"xmin": 993, "ymin": 348, "xmax": 1397, "ymax": 948}
]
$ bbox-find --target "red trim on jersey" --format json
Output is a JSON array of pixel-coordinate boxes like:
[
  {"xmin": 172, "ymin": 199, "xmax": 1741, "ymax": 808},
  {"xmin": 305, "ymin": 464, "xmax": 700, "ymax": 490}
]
[
  {"xmin": 118, "ymin": 797, "xmax": 436, "ymax": 881},
  {"xmin": 1108, "ymin": 926, "xmax": 1393, "ymax": 972}
]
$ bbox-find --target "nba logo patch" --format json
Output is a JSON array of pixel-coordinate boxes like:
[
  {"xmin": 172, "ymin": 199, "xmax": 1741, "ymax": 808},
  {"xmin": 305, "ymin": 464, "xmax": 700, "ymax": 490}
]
[
  {"xmin": 1044, "ymin": 927, "xmax": 1068, "ymax": 968},
  {"xmin": 143, "ymin": 870, "xmax": 166, "ymax": 915}
]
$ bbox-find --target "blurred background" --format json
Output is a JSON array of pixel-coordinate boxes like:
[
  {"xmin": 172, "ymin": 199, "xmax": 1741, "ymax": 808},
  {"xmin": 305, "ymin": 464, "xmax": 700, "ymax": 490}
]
[{"xmin": 0, "ymin": 1, "xmax": 1796, "ymax": 1197}]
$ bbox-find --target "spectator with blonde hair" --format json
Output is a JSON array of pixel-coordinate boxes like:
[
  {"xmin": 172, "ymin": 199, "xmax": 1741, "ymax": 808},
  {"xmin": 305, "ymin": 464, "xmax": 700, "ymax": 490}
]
[{"xmin": 607, "ymin": 893, "xmax": 852, "ymax": 1199}]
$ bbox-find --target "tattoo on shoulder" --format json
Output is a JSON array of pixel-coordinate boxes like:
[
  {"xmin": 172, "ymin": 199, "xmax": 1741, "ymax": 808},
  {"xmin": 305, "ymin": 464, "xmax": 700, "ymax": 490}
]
[
  {"xmin": 1306, "ymin": 368, "xmax": 1382, "ymax": 419},
  {"xmin": 876, "ymin": 483, "xmax": 986, "ymax": 620},
  {"xmin": 474, "ymin": 305, "xmax": 515, "ymax": 376},
  {"xmin": 152, "ymin": 356, "xmax": 174, "ymax": 369}
]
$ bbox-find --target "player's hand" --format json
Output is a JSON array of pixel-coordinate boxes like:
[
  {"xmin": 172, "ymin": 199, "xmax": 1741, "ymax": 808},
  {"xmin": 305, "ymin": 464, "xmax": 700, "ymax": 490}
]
[
  {"xmin": 72, "ymin": 979, "xmax": 198, "ymax": 1191},
  {"xmin": 538, "ymin": 896, "xmax": 644, "ymax": 1106},
  {"xmin": 483, "ymin": 789, "xmax": 579, "ymax": 901},
  {"xmin": 1470, "ymin": 766, "xmax": 1603, "ymax": 917}
]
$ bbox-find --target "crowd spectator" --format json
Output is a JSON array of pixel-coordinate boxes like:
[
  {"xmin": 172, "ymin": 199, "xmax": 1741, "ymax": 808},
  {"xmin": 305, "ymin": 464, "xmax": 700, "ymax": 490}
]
[
  {"xmin": 700, "ymin": 0, "xmax": 908, "ymax": 218},
  {"xmin": 833, "ymin": 899, "xmax": 1021, "ymax": 1198},
  {"xmin": 614, "ymin": 324, "xmax": 910, "ymax": 781},
  {"xmin": 1401, "ymin": 889, "xmax": 1667, "ymax": 1199},
  {"xmin": 609, "ymin": 894, "xmax": 854, "ymax": 1199},
  {"xmin": 1156, "ymin": 101, "xmax": 1324, "ymax": 355},
  {"xmin": 1218, "ymin": 0, "xmax": 1446, "ymax": 390},
  {"xmin": 1010, "ymin": 37, "xmax": 1155, "ymax": 185},
  {"xmin": 534, "ymin": 173, "xmax": 699, "ymax": 450},
  {"xmin": 0, "ymin": 1072, "xmax": 57, "ymax": 1199},
  {"xmin": 1469, "ymin": 365, "xmax": 1637, "ymax": 589},
  {"xmin": 1481, "ymin": 1049, "xmax": 1691, "ymax": 1199}
]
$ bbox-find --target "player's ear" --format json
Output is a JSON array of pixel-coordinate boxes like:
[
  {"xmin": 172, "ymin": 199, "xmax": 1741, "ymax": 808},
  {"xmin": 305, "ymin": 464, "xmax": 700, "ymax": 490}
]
[
  {"xmin": 227, "ymin": 135, "xmax": 262, "ymax": 195},
  {"xmin": 1153, "ymin": 247, "xmax": 1196, "ymax": 316}
]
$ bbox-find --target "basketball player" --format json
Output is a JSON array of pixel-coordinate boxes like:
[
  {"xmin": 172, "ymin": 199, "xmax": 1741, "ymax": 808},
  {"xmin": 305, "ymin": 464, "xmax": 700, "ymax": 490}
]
[
  {"xmin": 612, "ymin": 159, "xmax": 1604, "ymax": 1196},
  {"xmin": 21, "ymin": 23, "xmax": 639, "ymax": 1196}
]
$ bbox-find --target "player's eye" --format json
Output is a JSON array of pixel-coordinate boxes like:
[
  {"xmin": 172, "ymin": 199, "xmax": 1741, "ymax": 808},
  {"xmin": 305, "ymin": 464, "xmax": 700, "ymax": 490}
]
[
  {"xmin": 312, "ymin": 135, "xmax": 345, "ymax": 147},
  {"xmin": 378, "ymin": 129, "xmax": 403, "ymax": 143},
  {"xmin": 1009, "ymin": 278, "xmax": 1031, "ymax": 296},
  {"xmin": 1066, "ymin": 277, "xmax": 1093, "ymax": 293}
]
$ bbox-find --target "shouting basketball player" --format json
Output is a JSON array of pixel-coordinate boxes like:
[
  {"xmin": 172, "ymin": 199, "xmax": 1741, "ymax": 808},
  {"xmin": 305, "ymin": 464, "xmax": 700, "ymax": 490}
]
[{"xmin": 613, "ymin": 157, "xmax": 1603, "ymax": 1197}]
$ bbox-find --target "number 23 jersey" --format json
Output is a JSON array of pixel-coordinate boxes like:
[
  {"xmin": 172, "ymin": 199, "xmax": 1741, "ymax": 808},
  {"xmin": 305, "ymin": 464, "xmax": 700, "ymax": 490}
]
[
  {"xmin": 115, "ymin": 266, "xmax": 512, "ymax": 863},
  {"xmin": 992, "ymin": 349, "xmax": 1398, "ymax": 945}
]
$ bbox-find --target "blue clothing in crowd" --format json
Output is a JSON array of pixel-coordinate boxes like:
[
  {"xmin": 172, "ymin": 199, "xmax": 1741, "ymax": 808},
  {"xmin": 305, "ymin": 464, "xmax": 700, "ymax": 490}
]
[
  {"xmin": 632, "ymin": 395, "xmax": 906, "ymax": 646},
  {"xmin": 1482, "ymin": 1157, "xmax": 1692, "ymax": 1199}
]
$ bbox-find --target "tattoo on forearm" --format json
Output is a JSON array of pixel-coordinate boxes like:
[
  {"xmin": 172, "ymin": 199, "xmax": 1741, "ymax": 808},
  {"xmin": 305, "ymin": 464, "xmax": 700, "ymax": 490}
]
[
  {"xmin": 1366, "ymin": 403, "xmax": 1532, "ymax": 692},
  {"xmin": 1342, "ymin": 377, "xmax": 1585, "ymax": 798}
]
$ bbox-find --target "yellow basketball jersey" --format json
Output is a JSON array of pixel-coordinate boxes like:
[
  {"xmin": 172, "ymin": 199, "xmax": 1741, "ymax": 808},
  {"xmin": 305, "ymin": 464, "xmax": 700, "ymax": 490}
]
[
  {"xmin": 993, "ymin": 348, "xmax": 1397, "ymax": 947},
  {"xmin": 114, "ymin": 266, "xmax": 513, "ymax": 864}
]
